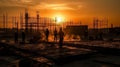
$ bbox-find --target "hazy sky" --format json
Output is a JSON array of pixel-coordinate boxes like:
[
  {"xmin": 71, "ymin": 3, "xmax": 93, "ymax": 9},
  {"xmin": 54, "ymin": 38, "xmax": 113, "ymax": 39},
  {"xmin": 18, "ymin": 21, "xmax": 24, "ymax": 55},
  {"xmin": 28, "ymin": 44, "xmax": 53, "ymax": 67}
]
[{"xmin": 0, "ymin": 0, "xmax": 120, "ymax": 27}]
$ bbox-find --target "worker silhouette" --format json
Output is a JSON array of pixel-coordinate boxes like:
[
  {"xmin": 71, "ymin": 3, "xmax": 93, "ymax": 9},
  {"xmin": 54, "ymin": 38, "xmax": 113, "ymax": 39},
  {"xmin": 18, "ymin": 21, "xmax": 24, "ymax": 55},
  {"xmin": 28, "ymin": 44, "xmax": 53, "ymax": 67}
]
[
  {"xmin": 14, "ymin": 31, "xmax": 18, "ymax": 43},
  {"xmin": 54, "ymin": 28, "xmax": 58, "ymax": 42},
  {"xmin": 22, "ymin": 31, "xmax": 25, "ymax": 43},
  {"xmin": 45, "ymin": 28, "xmax": 49, "ymax": 42},
  {"xmin": 58, "ymin": 27, "xmax": 64, "ymax": 49}
]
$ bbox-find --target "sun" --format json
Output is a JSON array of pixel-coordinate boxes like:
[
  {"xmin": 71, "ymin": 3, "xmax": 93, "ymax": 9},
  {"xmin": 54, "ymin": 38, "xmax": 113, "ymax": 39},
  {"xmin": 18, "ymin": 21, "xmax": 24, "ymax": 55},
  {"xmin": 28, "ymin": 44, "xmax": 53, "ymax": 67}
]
[
  {"xmin": 53, "ymin": 14, "xmax": 65, "ymax": 24},
  {"xmin": 56, "ymin": 17, "xmax": 62, "ymax": 23}
]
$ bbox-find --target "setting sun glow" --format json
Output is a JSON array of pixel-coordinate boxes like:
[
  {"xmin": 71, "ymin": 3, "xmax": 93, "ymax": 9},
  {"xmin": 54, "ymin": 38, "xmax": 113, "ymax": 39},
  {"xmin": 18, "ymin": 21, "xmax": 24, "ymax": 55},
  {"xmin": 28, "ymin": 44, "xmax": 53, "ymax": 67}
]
[
  {"xmin": 54, "ymin": 14, "xmax": 65, "ymax": 24},
  {"xmin": 56, "ymin": 17, "xmax": 62, "ymax": 23}
]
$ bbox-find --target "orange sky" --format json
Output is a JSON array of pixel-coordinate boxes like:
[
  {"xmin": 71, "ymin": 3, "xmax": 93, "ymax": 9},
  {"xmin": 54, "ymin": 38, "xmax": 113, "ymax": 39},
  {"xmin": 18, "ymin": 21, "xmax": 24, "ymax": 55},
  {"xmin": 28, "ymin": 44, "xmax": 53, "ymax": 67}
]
[{"xmin": 0, "ymin": 0, "xmax": 120, "ymax": 28}]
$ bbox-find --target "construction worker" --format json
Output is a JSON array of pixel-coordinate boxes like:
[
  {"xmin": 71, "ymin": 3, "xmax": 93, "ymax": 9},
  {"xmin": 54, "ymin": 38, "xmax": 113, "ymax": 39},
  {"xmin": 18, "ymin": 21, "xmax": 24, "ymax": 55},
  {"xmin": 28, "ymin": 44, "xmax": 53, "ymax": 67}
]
[
  {"xmin": 54, "ymin": 28, "xmax": 58, "ymax": 42},
  {"xmin": 45, "ymin": 28, "xmax": 49, "ymax": 42},
  {"xmin": 58, "ymin": 27, "xmax": 64, "ymax": 48}
]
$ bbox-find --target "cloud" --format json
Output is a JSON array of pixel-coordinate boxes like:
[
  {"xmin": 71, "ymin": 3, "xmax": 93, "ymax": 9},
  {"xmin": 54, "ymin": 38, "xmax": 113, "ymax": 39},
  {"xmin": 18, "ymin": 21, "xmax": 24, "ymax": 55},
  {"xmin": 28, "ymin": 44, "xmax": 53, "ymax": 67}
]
[
  {"xmin": 0, "ymin": 0, "xmax": 40, "ymax": 7},
  {"xmin": 31, "ymin": 2, "xmax": 83, "ymax": 10},
  {"xmin": 32, "ymin": 3, "xmax": 73, "ymax": 10},
  {"xmin": 0, "ymin": 0, "xmax": 84, "ymax": 10}
]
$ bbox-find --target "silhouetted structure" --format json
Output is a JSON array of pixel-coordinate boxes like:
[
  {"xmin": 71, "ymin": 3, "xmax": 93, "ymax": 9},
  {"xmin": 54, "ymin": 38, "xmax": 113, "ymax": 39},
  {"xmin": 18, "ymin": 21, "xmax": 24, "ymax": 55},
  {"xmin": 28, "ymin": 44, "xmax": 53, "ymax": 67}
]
[
  {"xmin": 65, "ymin": 25, "xmax": 88, "ymax": 40},
  {"xmin": 25, "ymin": 9, "xmax": 29, "ymax": 32},
  {"xmin": 36, "ymin": 11, "xmax": 40, "ymax": 31},
  {"xmin": 45, "ymin": 28, "xmax": 49, "ymax": 42},
  {"xmin": 20, "ymin": 13, "xmax": 24, "ymax": 29},
  {"xmin": 54, "ymin": 28, "xmax": 58, "ymax": 42},
  {"xmin": 3, "ymin": 14, "xmax": 5, "ymax": 30},
  {"xmin": 93, "ymin": 18, "xmax": 108, "ymax": 29},
  {"xmin": 59, "ymin": 27, "xmax": 64, "ymax": 48},
  {"xmin": 2, "ymin": 13, "xmax": 8, "ymax": 32}
]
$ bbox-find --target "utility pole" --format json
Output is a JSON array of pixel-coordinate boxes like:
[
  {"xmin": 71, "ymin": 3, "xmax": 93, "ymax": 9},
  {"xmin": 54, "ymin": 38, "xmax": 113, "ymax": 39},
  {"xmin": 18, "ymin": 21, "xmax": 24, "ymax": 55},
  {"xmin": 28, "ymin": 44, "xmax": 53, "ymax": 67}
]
[
  {"xmin": 6, "ymin": 13, "xmax": 8, "ymax": 32},
  {"xmin": 37, "ymin": 11, "xmax": 39, "ymax": 31},
  {"xmin": 20, "ymin": 13, "xmax": 23, "ymax": 30},
  {"xmin": 25, "ymin": 9, "xmax": 29, "ymax": 32},
  {"xmin": 3, "ymin": 14, "xmax": 5, "ymax": 31},
  {"xmin": 93, "ymin": 18, "xmax": 99, "ymax": 29},
  {"xmin": 12, "ymin": 16, "xmax": 14, "ymax": 29},
  {"xmin": 14, "ymin": 17, "xmax": 17, "ymax": 29},
  {"xmin": 55, "ymin": 17, "xmax": 57, "ymax": 29}
]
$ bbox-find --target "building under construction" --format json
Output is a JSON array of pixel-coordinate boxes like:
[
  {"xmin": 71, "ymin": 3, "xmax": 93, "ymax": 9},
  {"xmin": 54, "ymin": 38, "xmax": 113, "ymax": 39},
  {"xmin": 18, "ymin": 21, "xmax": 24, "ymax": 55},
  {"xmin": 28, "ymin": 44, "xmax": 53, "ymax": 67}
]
[{"xmin": 0, "ymin": 10, "xmax": 57, "ymax": 33}]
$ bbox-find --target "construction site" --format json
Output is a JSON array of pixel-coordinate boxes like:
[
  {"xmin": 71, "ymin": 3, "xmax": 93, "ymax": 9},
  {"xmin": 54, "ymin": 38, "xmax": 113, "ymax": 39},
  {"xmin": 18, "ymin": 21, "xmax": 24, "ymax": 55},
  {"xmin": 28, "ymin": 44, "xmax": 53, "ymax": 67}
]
[{"xmin": 0, "ymin": 10, "xmax": 120, "ymax": 67}]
